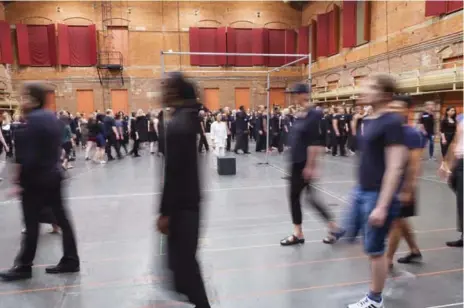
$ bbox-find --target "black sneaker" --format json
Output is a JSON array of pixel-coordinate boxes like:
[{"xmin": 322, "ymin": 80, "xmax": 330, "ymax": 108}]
[
  {"xmin": 45, "ymin": 263, "xmax": 80, "ymax": 274},
  {"xmin": 446, "ymin": 239, "xmax": 463, "ymax": 247},
  {"xmin": 0, "ymin": 265, "xmax": 32, "ymax": 281},
  {"xmin": 397, "ymin": 252, "xmax": 422, "ymax": 264}
]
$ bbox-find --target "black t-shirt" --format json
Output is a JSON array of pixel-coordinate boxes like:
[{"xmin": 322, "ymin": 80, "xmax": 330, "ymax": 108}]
[
  {"xmin": 290, "ymin": 109, "xmax": 325, "ymax": 163},
  {"xmin": 326, "ymin": 114, "xmax": 334, "ymax": 132},
  {"xmin": 235, "ymin": 111, "xmax": 248, "ymax": 132},
  {"xmin": 440, "ymin": 118, "xmax": 456, "ymax": 135},
  {"xmin": 358, "ymin": 112, "xmax": 405, "ymax": 191},
  {"xmin": 334, "ymin": 114, "xmax": 348, "ymax": 135},
  {"xmin": 103, "ymin": 116, "xmax": 116, "ymax": 136},
  {"xmin": 419, "ymin": 112, "xmax": 435, "ymax": 135}
]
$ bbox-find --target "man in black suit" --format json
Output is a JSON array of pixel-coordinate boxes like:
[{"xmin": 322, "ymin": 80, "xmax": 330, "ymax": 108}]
[{"xmin": 234, "ymin": 105, "xmax": 250, "ymax": 154}]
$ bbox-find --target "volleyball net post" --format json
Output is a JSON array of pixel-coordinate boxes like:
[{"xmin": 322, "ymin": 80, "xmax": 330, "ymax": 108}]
[{"xmin": 159, "ymin": 51, "xmax": 311, "ymax": 166}]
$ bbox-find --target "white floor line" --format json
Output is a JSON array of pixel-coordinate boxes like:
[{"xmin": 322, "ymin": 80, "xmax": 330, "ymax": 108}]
[{"xmin": 425, "ymin": 303, "xmax": 464, "ymax": 308}]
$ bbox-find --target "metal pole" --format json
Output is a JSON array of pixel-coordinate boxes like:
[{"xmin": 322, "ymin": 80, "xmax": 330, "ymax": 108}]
[
  {"xmin": 162, "ymin": 51, "xmax": 309, "ymax": 57},
  {"xmin": 265, "ymin": 72, "xmax": 270, "ymax": 164},
  {"xmin": 268, "ymin": 56, "xmax": 308, "ymax": 73}
]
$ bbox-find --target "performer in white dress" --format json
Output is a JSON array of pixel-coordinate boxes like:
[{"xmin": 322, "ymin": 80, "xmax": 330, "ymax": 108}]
[{"xmin": 210, "ymin": 114, "xmax": 228, "ymax": 157}]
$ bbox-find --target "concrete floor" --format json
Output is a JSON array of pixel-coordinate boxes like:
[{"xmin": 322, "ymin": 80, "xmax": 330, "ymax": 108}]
[{"xmin": 0, "ymin": 144, "xmax": 462, "ymax": 308}]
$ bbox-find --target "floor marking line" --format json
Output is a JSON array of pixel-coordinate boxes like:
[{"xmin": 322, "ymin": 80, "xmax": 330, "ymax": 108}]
[
  {"xmin": 426, "ymin": 303, "xmax": 464, "ymax": 308},
  {"xmin": 0, "ymin": 251, "xmax": 460, "ymax": 298}
]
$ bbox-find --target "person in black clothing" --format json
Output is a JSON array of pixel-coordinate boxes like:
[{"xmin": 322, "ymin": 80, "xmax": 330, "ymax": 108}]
[
  {"xmin": 418, "ymin": 101, "xmax": 436, "ymax": 159},
  {"xmin": 280, "ymin": 83, "xmax": 342, "ymax": 246},
  {"xmin": 103, "ymin": 109, "xmax": 122, "ymax": 160},
  {"xmin": 0, "ymin": 83, "xmax": 79, "ymax": 281},
  {"xmin": 230, "ymin": 110, "xmax": 236, "ymax": 141},
  {"xmin": 132, "ymin": 109, "xmax": 146, "ymax": 157},
  {"xmin": 157, "ymin": 110, "xmax": 165, "ymax": 156},
  {"xmin": 198, "ymin": 110, "xmax": 209, "ymax": 153},
  {"xmin": 325, "ymin": 107, "xmax": 334, "ymax": 152},
  {"xmin": 234, "ymin": 105, "xmax": 250, "ymax": 154},
  {"xmin": 440, "ymin": 107, "xmax": 456, "ymax": 163},
  {"xmin": 350, "ymin": 105, "xmax": 364, "ymax": 153},
  {"xmin": 224, "ymin": 108, "xmax": 232, "ymax": 151},
  {"xmin": 319, "ymin": 109, "xmax": 329, "ymax": 153},
  {"xmin": 331, "ymin": 106, "xmax": 349, "ymax": 156},
  {"xmin": 249, "ymin": 111, "xmax": 256, "ymax": 141},
  {"xmin": 345, "ymin": 107, "xmax": 355, "ymax": 154},
  {"xmin": 255, "ymin": 106, "xmax": 267, "ymax": 152},
  {"xmin": 205, "ymin": 112, "xmax": 213, "ymax": 134},
  {"xmin": 157, "ymin": 72, "xmax": 211, "ymax": 308},
  {"xmin": 270, "ymin": 108, "xmax": 283, "ymax": 152}
]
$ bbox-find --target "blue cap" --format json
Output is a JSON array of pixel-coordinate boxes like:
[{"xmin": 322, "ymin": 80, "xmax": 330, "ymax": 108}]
[{"xmin": 286, "ymin": 83, "xmax": 310, "ymax": 94}]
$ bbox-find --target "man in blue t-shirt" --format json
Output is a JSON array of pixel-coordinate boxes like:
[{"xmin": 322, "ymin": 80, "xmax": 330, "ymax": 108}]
[{"xmin": 347, "ymin": 74, "xmax": 408, "ymax": 308}]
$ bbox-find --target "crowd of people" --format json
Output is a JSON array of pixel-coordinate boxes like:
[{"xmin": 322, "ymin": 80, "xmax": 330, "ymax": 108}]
[{"xmin": 0, "ymin": 73, "xmax": 461, "ymax": 308}]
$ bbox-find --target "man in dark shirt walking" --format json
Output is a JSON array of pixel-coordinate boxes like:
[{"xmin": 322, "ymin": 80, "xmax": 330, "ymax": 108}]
[
  {"xmin": 347, "ymin": 74, "xmax": 407, "ymax": 308},
  {"xmin": 157, "ymin": 72, "xmax": 211, "ymax": 308},
  {"xmin": 418, "ymin": 101, "xmax": 436, "ymax": 160},
  {"xmin": 0, "ymin": 83, "xmax": 80, "ymax": 281},
  {"xmin": 103, "ymin": 109, "xmax": 122, "ymax": 161},
  {"xmin": 234, "ymin": 105, "xmax": 250, "ymax": 154}
]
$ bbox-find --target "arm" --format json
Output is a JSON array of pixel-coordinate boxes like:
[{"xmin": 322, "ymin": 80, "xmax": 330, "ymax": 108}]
[
  {"xmin": 440, "ymin": 119, "xmax": 446, "ymax": 144},
  {"xmin": 332, "ymin": 118, "xmax": 340, "ymax": 136},
  {"xmin": 200, "ymin": 121, "xmax": 206, "ymax": 135},
  {"xmin": 376, "ymin": 145, "xmax": 408, "ymax": 210},
  {"xmin": 418, "ymin": 113, "xmax": 426, "ymax": 135},
  {"xmin": 0, "ymin": 129, "xmax": 8, "ymax": 150},
  {"xmin": 263, "ymin": 118, "xmax": 267, "ymax": 134},
  {"xmin": 400, "ymin": 149, "xmax": 422, "ymax": 197},
  {"xmin": 351, "ymin": 116, "xmax": 358, "ymax": 136}
]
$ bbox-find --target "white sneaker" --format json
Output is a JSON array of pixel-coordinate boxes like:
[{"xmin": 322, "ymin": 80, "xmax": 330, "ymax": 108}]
[{"xmin": 347, "ymin": 295, "xmax": 383, "ymax": 308}]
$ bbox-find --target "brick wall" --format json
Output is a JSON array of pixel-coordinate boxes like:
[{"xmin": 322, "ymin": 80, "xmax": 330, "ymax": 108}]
[{"xmin": 6, "ymin": 1, "xmax": 304, "ymax": 112}]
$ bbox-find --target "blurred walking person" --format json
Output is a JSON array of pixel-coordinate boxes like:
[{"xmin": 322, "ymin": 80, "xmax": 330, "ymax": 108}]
[
  {"xmin": 0, "ymin": 83, "xmax": 79, "ymax": 281},
  {"xmin": 157, "ymin": 72, "xmax": 211, "ymax": 308}
]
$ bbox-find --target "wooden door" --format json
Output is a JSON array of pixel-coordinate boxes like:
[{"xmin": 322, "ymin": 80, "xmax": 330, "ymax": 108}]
[
  {"xmin": 46, "ymin": 91, "xmax": 56, "ymax": 112},
  {"xmin": 203, "ymin": 88, "xmax": 220, "ymax": 111},
  {"xmin": 108, "ymin": 26, "xmax": 129, "ymax": 65},
  {"xmin": 76, "ymin": 90, "xmax": 95, "ymax": 115},
  {"xmin": 441, "ymin": 91, "xmax": 463, "ymax": 116},
  {"xmin": 111, "ymin": 89, "xmax": 129, "ymax": 114},
  {"xmin": 270, "ymin": 88, "xmax": 286, "ymax": 108},
  {"xmin": 235, "ymin": 88, "xmax": 250, "ymax": 110}
]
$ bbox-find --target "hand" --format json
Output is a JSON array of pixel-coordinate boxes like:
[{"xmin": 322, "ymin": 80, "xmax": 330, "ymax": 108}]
[
  {"xmin": 4, "ymin": 145, "xmax": 9, "ymax": 153},
  {"xmin": 157, "ymin": 216, "xmax": 169, "ymax": 235},
  {"xmin": 259, "ymin": 130, "xmax": 263, "ymax": 135},
  {"xmin": 368, "ymin": 207, "xmax": 387, "ymax": 227},
  {"xmin": 302, "ymin": 166, "xmax": 318, "ymax": 181},
  {"xmin": 442, "ymin": 138, "xmax": 447, "ymax": 145},
  {"xmin": 399, "ymin": 191, "xmax": 412, "ymax": 204},
  {"xmin": 8, "ymin": 185, "xmax": 22, "ymax": 198},
  {"xmin": 336, "ymin": 132, "xmax": 340, "ymax": 136}
]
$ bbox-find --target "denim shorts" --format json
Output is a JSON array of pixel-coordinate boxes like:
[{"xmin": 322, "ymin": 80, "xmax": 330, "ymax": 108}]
[{"xmin": 343, "ymin": 186, "xmax": 400, "ymax": 256}]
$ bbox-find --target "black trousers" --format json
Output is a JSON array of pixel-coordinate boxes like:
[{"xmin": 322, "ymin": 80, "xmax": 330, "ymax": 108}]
[
  {"xmin": 226, "ymin": 135, "xmax": 231, "ymax": 151},
  {"xmin": 234, "ymin": 131, "xmax": 249, "ymax": 153},
  {"xmin": 16, "ymin": 178, "xmax": 79, "ymax": 267},
  {"xmin": 132, "ymin": 138, "xmax": 140, "ymax": 156},
  {"xmin": 332, "ymin": 135, "xmax": 347, "ymax": 156},
  {"xmin": 450, "ymin": 158, "xmax": 463, "ymax": 233},
  {"xmin": 198, "ymin": 134, "xmax": 209, "ymax": 153},
  {"xmin": 255, "ymin": 132, "xmax": 267, "ymax": 152},
  {"xmin": 441, "ymin": 133, "xmax": 455, "ymax": 157},
  {"xmin": 106, "ymin": 134, "xmax": 122, "ymax": 159},
  {"xmin": 168, "ymin": 210, "xmax": 210, "ymax": 308},
  {"xmin": 289, "ymin": 161, "xmax": 333, "ymax": 225}
]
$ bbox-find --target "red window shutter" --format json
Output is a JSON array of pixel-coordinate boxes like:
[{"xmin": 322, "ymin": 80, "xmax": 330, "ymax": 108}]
[
  {"xmin": 285, "ymin": 29, "xmax": 297, "ymax": 64},
  {"xmin": 0, "ymin": 21, "xmax": 13, "ymax": 64},
  {"xmin": 298, "ymin": 26, "xmax": 309, "ymax": 64},
  {"xmin": 317, "ymin": 13, "xmax": 329, "ymax": 58},
  {"xmin": 88, "ymin": 24, "xmax": 97, "ymax": 65},
  {"xmin": 47, "ymin": 24, "xmax": 57, "ymax": 65},
  {"xmin": 268, "ymin": 29, "xmax": 286, "ymax": 67},
  {"xmin": 328, "ymin": 5, "xmax": 340, "ymax": 56},
  {"xmin": 343, "ymin": 1, "xmax": 357, "ymax": 48},
  {"xmin": 216, "ymin": 27, "xmax": 227, "ymax": 66},
  {"xmin": 199, "ymin": 28, "xmax": 217, "ymax": 66},
  {"xmin": 252, "ymin": 28, "xmax": 266, "ymax": 66},
  {"xmin": 57, "ymin": 24, "xmax": 70, "ymax": 65},
  {"xmin": 425, "ymin": 0, "xmax": 447, "ymax": 16},
  {"xmin": 363, "ymin": 1, "xmax": 371, "ymax": 42},
  {"xmin": 189, "ymin": 27, "xmax": 200, "ymax": 66},
  {"xmin": 447, "ymin": 0, "xmax": 463, "ymax": 13},
  {"xmin": 16, "ymin": 24, "xmax": 31, "ymax": 65},
  {"xmin": 235, "ymin": 29, "xmax": 253, "ymax": 66},
  {"xmin": 310, "ymin": 20, "xmax": 317, "ymax": 61},
  {"xmin": 226, "ymin": 27, "xmax": 236, "ymax": 66}
]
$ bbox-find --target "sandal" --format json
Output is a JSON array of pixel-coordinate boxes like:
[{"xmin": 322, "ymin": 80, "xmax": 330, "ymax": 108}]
[
  {"xmin": 280, "ymin": 235, "xmax": 305, "ymax": 246},
  {"xmin": 322, "ymin": 229, "xmax": 346, "ymax": 244}
]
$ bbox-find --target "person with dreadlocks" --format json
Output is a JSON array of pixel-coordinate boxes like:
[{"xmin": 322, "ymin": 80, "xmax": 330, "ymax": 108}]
[
  {"xmin": 157, "ymin": 72, "xmax": 211, "ymax": 308},
  {"xmin": 0, "ymin": 83, "xmax": 80, "ymax": 281}
]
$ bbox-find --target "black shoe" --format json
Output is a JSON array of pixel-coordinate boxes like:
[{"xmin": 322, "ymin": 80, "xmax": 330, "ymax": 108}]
[
  {"xmin": 234, "ymin": 150, "xmax": 239, "ymax": 154},
  {"xmin": 397, "ymin": 252, "xmax": 422, "ymax": 264},
  {"xmin": 45, "ymin": 263, "xmax": 80, "ymax": 274},
  {"xmin": 280, "ymin": 234, "xmax": 305, "ymax": 246},
  {"xmin": 446, "ymin": 239, "xmax": 463, "ymax": 247},
  {"xmin": 244, "ymin": 152, "xmax": 251, "ymax": 154},
  {"xmin": 107, "ymin": 157, "xmax": 115, "ymax": 161},
  {"xmin": 0, "ymin": 265, "xmax": 32, "ymax": 281},
  {"xmin": 133, "ymin": 154, "xmax": 141, "ymax": 158}
]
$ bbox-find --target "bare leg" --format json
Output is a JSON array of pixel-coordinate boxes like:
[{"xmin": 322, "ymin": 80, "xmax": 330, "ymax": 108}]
[{"xmin": 386, "ymin": 219, "xmax": 402, "ymax": 266}]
